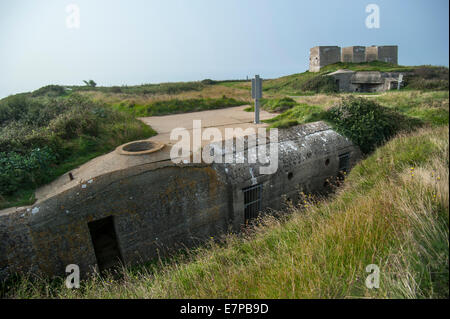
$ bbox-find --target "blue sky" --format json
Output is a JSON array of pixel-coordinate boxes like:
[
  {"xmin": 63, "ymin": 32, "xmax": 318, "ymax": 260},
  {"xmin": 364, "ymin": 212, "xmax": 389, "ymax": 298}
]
[{"xmin": 0, "ymin": 0, "xmax": 448, "ymax": 98}]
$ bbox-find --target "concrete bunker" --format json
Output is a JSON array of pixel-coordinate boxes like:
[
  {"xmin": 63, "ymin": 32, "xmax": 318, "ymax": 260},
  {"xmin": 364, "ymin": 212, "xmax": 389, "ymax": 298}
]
[
  {"xmin": 327, "ymin": 70, "xmax": 405, "ymax": 92},
  {"xmin": 0, "ymin": 121, "xmax": 361, "ymax": 281}
]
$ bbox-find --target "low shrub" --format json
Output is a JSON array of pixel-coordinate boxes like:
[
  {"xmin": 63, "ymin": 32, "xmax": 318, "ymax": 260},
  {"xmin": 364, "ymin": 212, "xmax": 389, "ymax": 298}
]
[
  {"xmin": 49, "ymin": 109, "xmax": 100, "ymax": 139},
  {"xmin": 201, "ymin": 79, "xmax": 217, "ymax": 85},
  {"xmin": 326, "ymin": 96, "xmax": 421, "ymax": 153},
  {"xmin": 0, "ymin": 147, "xmax": 57, "ymax": 195},
  {"xmin": 110, "ymin": 86, "xmax": 122, "ymax": 93},
  {"xmin": 31, "ymin": 85, "xmax": 67, "ymax": 97},
  {"xmin": 300, "ymin": 75, "xmax": 339, "ymax": 93},
  {"xmin": 404, "ymin": 66, "xmax": 449, "ymax": 90}
]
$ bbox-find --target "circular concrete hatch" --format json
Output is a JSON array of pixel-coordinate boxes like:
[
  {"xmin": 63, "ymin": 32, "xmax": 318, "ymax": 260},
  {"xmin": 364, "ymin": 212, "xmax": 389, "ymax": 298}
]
[{"xmin": 117, "ymin": 140, "xmax": 165, "ymax": 155}]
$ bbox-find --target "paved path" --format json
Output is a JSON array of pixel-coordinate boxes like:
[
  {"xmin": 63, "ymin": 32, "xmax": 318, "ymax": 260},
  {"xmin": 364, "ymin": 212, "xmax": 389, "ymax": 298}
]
[
  {"xmin": 139, "ymin": 105, "xmax": 274, "ymax": 151},
  {"xmin": 34, "ymin": 105, "xmax": 276, "ymax": 201}
]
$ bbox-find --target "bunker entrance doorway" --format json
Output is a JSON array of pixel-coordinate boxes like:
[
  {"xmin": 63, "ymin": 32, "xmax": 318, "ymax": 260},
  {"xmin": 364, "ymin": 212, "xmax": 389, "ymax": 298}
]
[
  {"xmin": 338, "ymin": 152, "xmax": 350, "ymax": 180},
  {"xmin": 88, "ymin": 216, "xmax": 123, "ymax": 273}
]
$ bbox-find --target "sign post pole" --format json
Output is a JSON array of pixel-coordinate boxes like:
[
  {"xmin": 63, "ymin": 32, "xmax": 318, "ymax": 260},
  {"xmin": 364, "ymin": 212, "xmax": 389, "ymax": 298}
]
[
  {"xmin": 251, "ymin": 75, "xmax": 262, "ymax": 124},
  {"xmin": 397, "ymin": 74, "xmax": 403, "ymax": 90}
]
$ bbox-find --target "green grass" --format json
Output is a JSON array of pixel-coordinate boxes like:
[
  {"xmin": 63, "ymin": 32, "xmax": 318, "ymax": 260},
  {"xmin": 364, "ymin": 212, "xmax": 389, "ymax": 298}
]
[
  {"xmin": 66, "ymin": 81, "xmax": 206, "ymax": 95},
  {"xmin": 376, "ymin": 91, "xmax": 449, "ymax": 126},
  {"xmin": 265, "ymin": 91, "xmax": 448, "ymax": 130},
  {"xmin": 3, "ymin": 125, "xmax": 447, "ymax": 298},
  {"xmin": 111, "ymin": 96, "xmax": 247, "ymax": 117},
  {"xmin": 244, "ymin": 97, "xmax": 298, "ymax": 113},
  {"xmin": 263, "ymin": 103, "xmax": 325, "ymax": 128}
]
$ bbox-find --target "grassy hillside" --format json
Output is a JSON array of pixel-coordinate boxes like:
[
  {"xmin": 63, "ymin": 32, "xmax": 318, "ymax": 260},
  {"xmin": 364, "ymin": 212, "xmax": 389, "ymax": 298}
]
[
  {"xmin": 262, "ymin": 62, "xmax": 448, "ymax": 95},
  {"xmin": 265, "ymin": 91, "xmax": 449, "ymax": 130},
  {"xmin": 3, "ymin": 125, "xmax": 447, "ymax": 298}
]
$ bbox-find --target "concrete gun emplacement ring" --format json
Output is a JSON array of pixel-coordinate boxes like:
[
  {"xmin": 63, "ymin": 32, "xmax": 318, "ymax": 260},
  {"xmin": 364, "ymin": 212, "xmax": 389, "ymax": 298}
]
[{"xmin": 116, "ymin": 140, "xmax": 165, "ymax": 155}]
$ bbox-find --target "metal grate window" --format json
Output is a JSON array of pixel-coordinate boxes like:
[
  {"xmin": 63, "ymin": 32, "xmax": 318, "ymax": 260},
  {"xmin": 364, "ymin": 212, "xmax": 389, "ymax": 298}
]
[
  {"xmin": 338, "ymin": 152, "xmax": 350, "ymax": 173},
  {"xmin": 243, "ymin": 183, "xmax": 263, "ymax": 223}
]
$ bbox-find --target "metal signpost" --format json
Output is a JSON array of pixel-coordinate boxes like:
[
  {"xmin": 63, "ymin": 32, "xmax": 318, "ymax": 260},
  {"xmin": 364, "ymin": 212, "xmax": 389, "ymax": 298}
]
[
  {"xmin": 397, "ymin": 74, "xmax": 403, "ymax": 90},
  {"xmin": 251, "ymin": 75, "xmax": 262, "ymax": 124}
]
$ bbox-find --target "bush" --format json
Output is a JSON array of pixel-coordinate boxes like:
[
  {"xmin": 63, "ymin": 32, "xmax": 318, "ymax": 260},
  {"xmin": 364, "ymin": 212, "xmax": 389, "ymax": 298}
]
[
  {"xmin": 300, "ymin": 75, "xmax": 338, "ymax": 93},
  {"xmin": 0, "ymin": 147, "xmax": 57, "ymax": 195},
  {"xmin": 326, "ymin": 97, "xmax": 421, "ymax": 153},
  {"xmin": 83, "ymin": 80, "xmax": 97, "ymax": 87},
  {"xmin": 31, "ymin": 85, "xmax": 67, "ymax": 97},
  {"xmin": 201, "ymin": 79, "xmax": 217, "ymax": 85},
  {"xmin": 110, "ymin": 86, "xmax": 122, "ymax": 93},
  {"xmin": 0, "ymin": 94, "xmax": 32, "ymax": 124},
  {"xmin": 404, "ymin": 67, "xmax": 449, "ymax": 90},
  {"xmin": 49, "ymin": 109, "xmax": 99, "ymax": 139}
]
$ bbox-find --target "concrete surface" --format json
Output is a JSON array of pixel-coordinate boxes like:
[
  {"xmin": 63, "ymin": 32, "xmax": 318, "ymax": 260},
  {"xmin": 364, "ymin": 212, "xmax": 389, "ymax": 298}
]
[{"xmin": 32, "ymin": 105, "xmax": 276, "ymax": 202}]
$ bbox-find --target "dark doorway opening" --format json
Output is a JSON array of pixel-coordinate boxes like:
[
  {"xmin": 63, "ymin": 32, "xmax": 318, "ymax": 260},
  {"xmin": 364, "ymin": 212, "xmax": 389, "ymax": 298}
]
[
  {"xmin": 338, "ymin": 152, "xmax": 350, "ymax": 180},
  {"xmin": 88, "ymin": 216, "xmax": 123, "ymax": 273}
]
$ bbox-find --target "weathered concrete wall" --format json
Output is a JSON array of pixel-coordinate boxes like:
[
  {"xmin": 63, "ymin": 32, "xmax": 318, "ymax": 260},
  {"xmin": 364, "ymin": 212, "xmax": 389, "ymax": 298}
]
[
  {"xmin": 310, "ymin": 45, "xmax": 398, "ymax": 72},
  {"xmin": 0, "ymin": 122, "xmax": 361, "ymax": 281},
  {"xmin": 327, "ymin": 71, "xmax": 405, "ymax": 93},
  {"xmin": 0, "ymin": 162, "xmax": 232, "ymax": 279},
  {"xmin": 309, "ymin": 46, "xmax": 341, "ymax": 72},
  {"xmin": 365, "ymin": 45, "xmax": 398, "ymax": 64},
  {"xmin": 342, "ymin": 46, "xmax": 366, "ymax": 63},
  {"xmin": 327, "ymin": 70, "xmax": 355, "ymax": 92},
  {"xmin": 365, "ymin": 46, "xmax": 379, "ymax": 62},
  {"xmin": 216, "ymin": 122, "xmax": 360, "ymax": 226},
  {"xmin": 377, "ymin": 46, "xmax": 398, "ymax": 64}
]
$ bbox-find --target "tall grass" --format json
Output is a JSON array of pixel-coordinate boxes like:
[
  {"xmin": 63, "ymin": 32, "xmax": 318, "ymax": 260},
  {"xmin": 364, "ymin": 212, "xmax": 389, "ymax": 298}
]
[{"xmin": 2, "ymin": 125, "xmax": 448, "ymax": 299}]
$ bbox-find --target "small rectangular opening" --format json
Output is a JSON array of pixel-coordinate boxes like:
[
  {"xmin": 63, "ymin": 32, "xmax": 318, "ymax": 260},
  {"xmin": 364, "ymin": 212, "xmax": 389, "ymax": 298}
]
[
  {"xmin": 243, "ymin": 183, "xmax": 262, "ymax": 224},
  {"xmin": 88, "ymin": 216, "xmax": 123, "ymax": 273},
  {"xmin": 338, "ymin": 152, "xmax": 350, "ymax": 177}
]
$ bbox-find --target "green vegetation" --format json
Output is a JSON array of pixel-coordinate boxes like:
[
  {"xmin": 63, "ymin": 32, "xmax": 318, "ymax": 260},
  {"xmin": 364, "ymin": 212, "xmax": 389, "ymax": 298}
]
[
  {"xmin": 112, "ymin": 96, "xmax": 247, "ymax": 117},
  {"xmin": 31, "ymin": 85, "xmax": 68, "ymax": 97},
  {"xmin": 263, "ymin": 103, "xmax": 325, "ymax": 128},
  {"xmin": 376, "ymin": 90, "xmax": 449, "ymax": 126},
  {"xmin": 83, "ymin": 80, "xmax": 97, "ymax": 88},
  {"xmin": 264, "ymin": 90, "xmax": 448, "ymax": 153},
  {"xmin": 265, "ymin": 97, "xmax": 421, "ymax": 153},
  {"xmin": 71, "ymin": 81, "xmax": 206, "ymax": 95},
  {"xmin": 0, "ymin": 93, "xmax": 155, "ymax": 209},
  {"xmin": 3, "ymin": 125, "xmax": 447, "ymax": 298},
  {"xmin": 244, "ymin": 97, "xmax": 298, "ymax": 113},
  {"xmin": 299, "ymin": 75, "xmax": 339, "ymax": 93},
  {"xmin": 325, "ymin": 97, "xmax": 421, "ymax": 153},
  {"xmin": 404, "ymin": 66, "xmax": 449, "ymax": 90}
]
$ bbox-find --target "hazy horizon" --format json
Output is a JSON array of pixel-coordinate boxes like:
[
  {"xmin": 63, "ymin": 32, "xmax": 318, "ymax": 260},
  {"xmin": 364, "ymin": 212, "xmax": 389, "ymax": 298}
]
[{"xmin": 1, "ymin": 0, "xmax": 448, "ymax": 98}]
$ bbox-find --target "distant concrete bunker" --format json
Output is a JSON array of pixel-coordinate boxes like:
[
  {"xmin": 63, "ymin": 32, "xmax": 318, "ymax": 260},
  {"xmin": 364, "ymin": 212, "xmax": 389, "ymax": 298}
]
[{"xmin": 309, "ymin": 45, "xmax": 398, "ymax": 72}]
